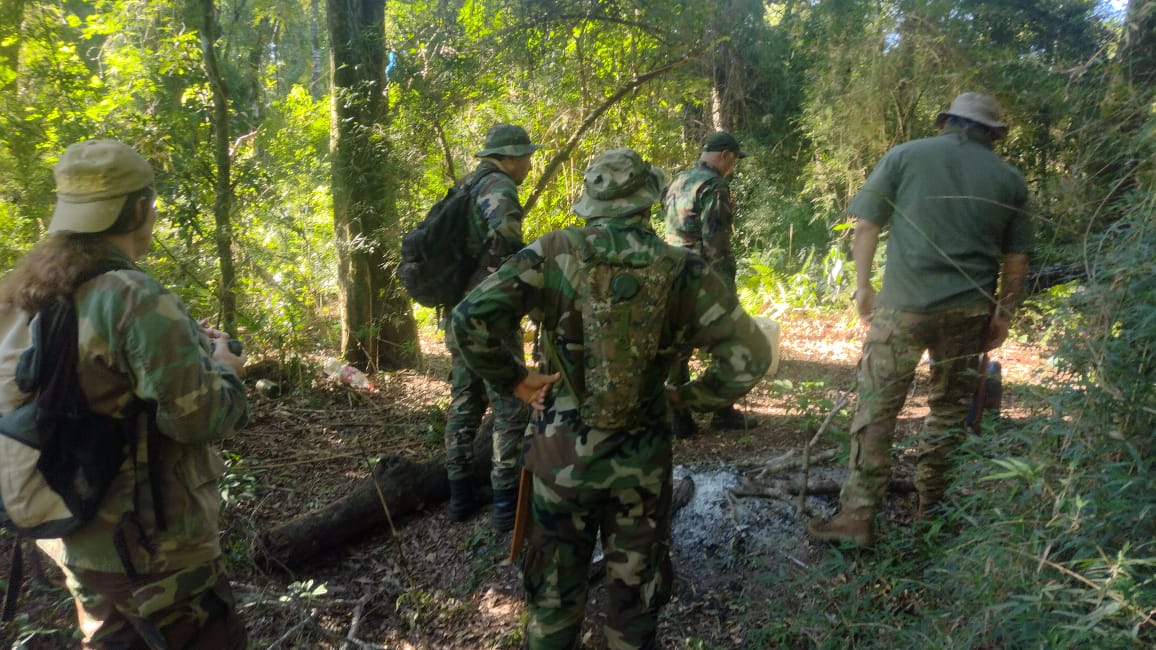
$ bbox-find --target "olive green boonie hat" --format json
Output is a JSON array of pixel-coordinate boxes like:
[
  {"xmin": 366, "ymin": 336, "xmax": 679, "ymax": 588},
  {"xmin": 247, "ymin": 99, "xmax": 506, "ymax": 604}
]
[
  {"xmin": 475, "ymin": 124, "xmax": 542, "ymax": 158},
  {"xmin": 50, "ymin": 139, "xmax": 154, "ymax": 233},
  {"xmin": 702, "ymin": 131, "xmax": 748, "ymax": 158},
  {"xmin": 935, "ymin": 92, "xmax": 1008, "ymax": 132},
  {"xmin": 572, "ymin": 148, "xmax": 666, "ymax": 220}
]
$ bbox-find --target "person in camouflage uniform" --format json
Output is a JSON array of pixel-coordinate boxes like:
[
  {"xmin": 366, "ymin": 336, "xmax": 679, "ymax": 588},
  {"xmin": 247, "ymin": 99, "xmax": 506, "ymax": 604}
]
[
  {"xmin": 443, "ymin": 124, "xmax": 538, "ymax": 532},
  {"xmin": 808, "ymin": 93, "xmax": 1032, "ymax": 547},
  {"xmin": 662, "ymin": 131, "xmax": 759, "ymax": 436},
  {"xmin": 451, "ymin": 148, "xmax": 770, "ymax": 649},
  {"xmin": 0, "ymin": 140, "xmax": 249, "ymax": 647}
]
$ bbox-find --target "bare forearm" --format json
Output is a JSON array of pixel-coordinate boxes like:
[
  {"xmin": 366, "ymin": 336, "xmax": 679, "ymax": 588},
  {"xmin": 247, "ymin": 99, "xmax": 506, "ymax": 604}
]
[
  {"xmin": 852, "ymin": 219, "xmax": 880, "ymax": 290},
  {"xmin": 997, "ymin": 253, "xmax": 1029, "ymax": 318}
]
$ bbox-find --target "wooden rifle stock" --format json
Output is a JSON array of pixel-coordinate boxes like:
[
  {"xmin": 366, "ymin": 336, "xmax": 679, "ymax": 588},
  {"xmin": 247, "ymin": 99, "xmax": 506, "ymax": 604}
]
[
  {"xmin": 971, "ymin": 306, "xmax": 998, "ymax": 435},
  {"xmin": 508, "ymin": 467, "xmax": 532, "ymax": 563},
  {"xmin": 971, "ymin": 354, "xmax": 990, "ymax": 435}
]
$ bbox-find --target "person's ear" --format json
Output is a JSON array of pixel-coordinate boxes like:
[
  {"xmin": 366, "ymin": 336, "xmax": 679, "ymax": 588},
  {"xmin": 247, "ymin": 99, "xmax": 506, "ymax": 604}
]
[{"xmin": 131, "ymin": 194, "xmax": 154, "ymax": 229}]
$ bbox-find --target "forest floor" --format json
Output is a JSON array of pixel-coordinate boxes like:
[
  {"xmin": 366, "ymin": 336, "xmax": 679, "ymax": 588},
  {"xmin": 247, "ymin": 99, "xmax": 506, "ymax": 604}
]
[{"xmin": 1, "ymin": 311, "xmax": 1051, "ymax": 649}]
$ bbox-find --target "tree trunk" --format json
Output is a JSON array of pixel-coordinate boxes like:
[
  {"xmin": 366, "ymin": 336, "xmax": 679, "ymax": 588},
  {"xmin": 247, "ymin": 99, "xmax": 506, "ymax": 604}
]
[
  {"xmin": 327, "ymin": 0, "xmax": 419, "ymax": 371},
  {"xmin": 198, "ymin": 0, "xmax": 238, "ymax": 334},
  {"xmin": 254, "ymin": 427, "xmax": 494, "ymax": 571}
]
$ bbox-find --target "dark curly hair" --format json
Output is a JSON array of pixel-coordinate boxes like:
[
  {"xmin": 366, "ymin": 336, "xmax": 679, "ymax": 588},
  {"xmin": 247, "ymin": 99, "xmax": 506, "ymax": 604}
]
[{"xmin": 0, "ymin": 186, "xmax": 153, "ymax": 313}]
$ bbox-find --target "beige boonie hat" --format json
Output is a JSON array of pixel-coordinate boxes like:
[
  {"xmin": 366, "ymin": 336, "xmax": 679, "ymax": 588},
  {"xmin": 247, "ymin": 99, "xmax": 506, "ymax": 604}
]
[
  {"xmin": 475, "ymin": 124, "xmax": 542, "ymax": 158},
  {"xmin": 935, "ymin": 92, "xmax": 1008, "ymax": 132},
  {"xmin": 50, "ymin": 139, "xmax": 154, "ymax": 233},
  {"xmin": 572, "ymin": 148, "xmax": 666, "ymax": 220}
]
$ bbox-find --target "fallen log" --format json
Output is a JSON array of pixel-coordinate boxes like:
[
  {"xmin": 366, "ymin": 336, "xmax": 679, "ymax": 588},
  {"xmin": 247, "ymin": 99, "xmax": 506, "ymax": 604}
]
[
  {"xmin": 733, "ymin": 477, "xmax": 915, "ymax": 499},
  {"xmin": 254, "ymin": 424, "xmax": 494, "ymax": 571}
]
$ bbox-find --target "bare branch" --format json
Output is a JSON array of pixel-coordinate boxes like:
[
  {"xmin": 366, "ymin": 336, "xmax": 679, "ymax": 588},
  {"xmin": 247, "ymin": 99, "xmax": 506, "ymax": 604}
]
[{"xmin": 524, "ymin": 49, "xmax": 704, "ymax": 214}]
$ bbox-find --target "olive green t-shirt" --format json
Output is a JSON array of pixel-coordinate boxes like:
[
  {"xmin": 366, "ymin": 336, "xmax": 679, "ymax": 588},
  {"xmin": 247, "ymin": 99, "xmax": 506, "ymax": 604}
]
[{"xmin": 849, "ymin": 127, "xmax": 1032, "ymax": 313}]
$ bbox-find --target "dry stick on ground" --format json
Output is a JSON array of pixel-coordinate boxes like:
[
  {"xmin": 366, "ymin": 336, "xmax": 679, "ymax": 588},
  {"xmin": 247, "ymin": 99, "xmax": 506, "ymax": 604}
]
[
  {"xmin": 796, "ymin": 392, "xmax": 850, "ymax": 518},
  {"xmin": 341, "ymin": 589, "xmax": 383, "ymax": 650},
  {"xmin": 265, "ymin": 610, "xmax": 316, "ymax": 650},
  {"xmin": 355, "ymin": 440, "xmax": 430, "ymax": 650},
  {"xmin": 753, "ymin": 447, "xmax": 841, "ymax": 480}
]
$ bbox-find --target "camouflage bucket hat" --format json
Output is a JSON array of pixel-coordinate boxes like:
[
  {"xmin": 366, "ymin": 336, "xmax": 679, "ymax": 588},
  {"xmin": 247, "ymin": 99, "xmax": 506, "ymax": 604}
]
[
  {"xmin": 475, "ymin": 124, "xmax": 542, "ymax": 158},
  {"xmin": 572, "ymin": 148, "xmax": 666, "ymax": 220},
  {"xmin": 935, "ymin": 92, "xmax": 1007, "ymax": 132},
  {"xmin": 50, "ymin": 139, "xmax": 154, "ymax": 233}
]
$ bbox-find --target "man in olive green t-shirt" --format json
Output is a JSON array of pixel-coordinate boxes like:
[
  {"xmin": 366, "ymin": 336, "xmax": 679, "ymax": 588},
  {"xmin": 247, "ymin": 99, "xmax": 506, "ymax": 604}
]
[{"xmin": 808, "ymin": 92, "xmax": 1032, "ymax": 547}]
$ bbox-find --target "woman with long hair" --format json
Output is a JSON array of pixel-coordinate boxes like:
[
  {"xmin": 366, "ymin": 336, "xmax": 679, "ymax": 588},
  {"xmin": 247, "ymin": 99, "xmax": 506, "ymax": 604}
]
[{"xmin": 0, "ymin": 139, "xmax": 249, "ymax": 649}]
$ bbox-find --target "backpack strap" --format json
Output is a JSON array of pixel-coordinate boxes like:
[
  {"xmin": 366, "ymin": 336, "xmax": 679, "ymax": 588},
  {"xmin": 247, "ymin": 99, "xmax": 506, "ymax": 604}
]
[
  {"xmin": 57, "ymin": 262, "xmax": 166, "ymax": 572},
  {"xmin": 465, "ymin": 166, "xmax": 508, "ymax": 274},
  {"xmin": 0, "ymin": 540, "xmax": 22, "ymax": 622}
]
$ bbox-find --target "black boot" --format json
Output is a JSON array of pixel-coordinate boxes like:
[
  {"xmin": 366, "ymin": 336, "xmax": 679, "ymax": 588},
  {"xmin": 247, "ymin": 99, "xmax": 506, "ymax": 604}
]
[
  {"xmin": 491, "ymin": 487, "xmax": 519, "ymax": 533},
  {"xmin": 710, "ymin": 406, "xmax": 759, "ymax": 430},
  {"xmin": 672, "ymin": 409, "xmax": 699, "ymax": 438},
  {"xmin": 448, "ymin": 479, "xmax": 478, "ymax": 522}
]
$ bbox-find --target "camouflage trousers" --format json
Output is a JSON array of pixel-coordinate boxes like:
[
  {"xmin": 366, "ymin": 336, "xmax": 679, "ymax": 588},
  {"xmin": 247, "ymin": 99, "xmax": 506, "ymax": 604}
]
[
  {"xmin": 521, "ymin": 472, "xmax": 673, "ymax": 650},
  {"xmin": 444, "ymin": 329, "xmax": 529, "ymax": 490},
  {"xmin": 841, "ymin": 305, "xmax": 990, "ymax": 516},
  {"xmin": 57, "ymin": 556, "xmax": 246, "ymax": 649}
]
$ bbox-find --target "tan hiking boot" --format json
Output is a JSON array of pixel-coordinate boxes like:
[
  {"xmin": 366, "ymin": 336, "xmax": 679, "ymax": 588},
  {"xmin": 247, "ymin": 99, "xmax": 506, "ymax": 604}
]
[{"xmin": 806, "ymin": 512, "xmax": 876, "ymax": 547}]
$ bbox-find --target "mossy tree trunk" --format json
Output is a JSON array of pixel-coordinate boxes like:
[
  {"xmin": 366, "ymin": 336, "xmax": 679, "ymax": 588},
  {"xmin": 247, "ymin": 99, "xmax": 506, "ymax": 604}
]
[{"xmin": 327, "ymin": 0, "xmax": 419, "ymax": 371}]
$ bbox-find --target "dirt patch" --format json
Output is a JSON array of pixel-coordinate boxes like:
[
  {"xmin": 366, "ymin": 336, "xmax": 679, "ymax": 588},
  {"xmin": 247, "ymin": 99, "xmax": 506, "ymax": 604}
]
[{"xmin": 0, "ymin": 312, "xmax": 1048, "ymax": 648}]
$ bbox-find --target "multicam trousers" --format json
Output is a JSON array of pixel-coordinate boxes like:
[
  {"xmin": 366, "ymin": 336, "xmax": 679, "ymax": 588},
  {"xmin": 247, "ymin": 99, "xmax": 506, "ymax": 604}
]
[
  {"xmin": 521, "ymin": 472, "xmax": 674, "ymax": 650},
  {"xmin": 840, "ymin": 305, "xmax": 990, "ymax": 516},
  {"xmin": 58, "ymin": 556, "xmax": 246, "ymax": 649},
  {"xmin": 444, "ymin": 328, "xmax": 529, "ymax": 491}
]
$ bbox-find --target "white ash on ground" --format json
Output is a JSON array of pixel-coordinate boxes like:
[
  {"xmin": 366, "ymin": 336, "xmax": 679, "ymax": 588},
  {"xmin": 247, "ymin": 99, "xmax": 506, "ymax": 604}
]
[{"xmin": 669, "ymin": 464, "xmax": 843, "ymax": 589}]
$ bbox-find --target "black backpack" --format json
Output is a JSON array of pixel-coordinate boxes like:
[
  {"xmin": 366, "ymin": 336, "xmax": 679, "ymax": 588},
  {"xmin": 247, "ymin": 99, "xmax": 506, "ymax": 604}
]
[{"xmin": 398, "ymin": 168, "xmax": 498, "ymax": 308}]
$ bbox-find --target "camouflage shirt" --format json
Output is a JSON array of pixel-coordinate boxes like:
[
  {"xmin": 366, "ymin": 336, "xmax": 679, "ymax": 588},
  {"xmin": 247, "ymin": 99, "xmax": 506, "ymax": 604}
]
[
  {"xmin": 450, "ymin": 214, "xmax": 769, "ymax": 490},
  {"xmin": 0, "ymin": 247, "xmax": 249, "ymax": 573},
  {"xmin": 463, "ymin": 160, "xmax": 526, "ymax": 289},
  {"xmin": 661, "ymin": 160, "xmax": 738, "ymax": 290}
]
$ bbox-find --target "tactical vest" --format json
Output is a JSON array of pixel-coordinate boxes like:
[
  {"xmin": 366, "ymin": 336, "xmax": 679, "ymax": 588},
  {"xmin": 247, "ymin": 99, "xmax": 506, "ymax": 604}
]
[{"xmin": 566, "ymin": 228, "xmax": 683, "ymax": 430}]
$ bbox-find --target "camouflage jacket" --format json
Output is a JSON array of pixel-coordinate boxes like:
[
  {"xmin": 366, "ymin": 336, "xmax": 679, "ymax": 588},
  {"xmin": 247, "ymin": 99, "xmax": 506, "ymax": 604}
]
[
  {"xmin": 450, "ymin": 214, "xmax": 769, "ymax": 490},
  {"xmin": 463, "ymin": 160, "xmax": 526, "ymax": 290},
  {"xmin": 661, "ymin": 160, "xmax": 738, "ymax": 290},
  {"xmin": 0, "ymin": 247, "xmax": 249, "ymax": 573}
]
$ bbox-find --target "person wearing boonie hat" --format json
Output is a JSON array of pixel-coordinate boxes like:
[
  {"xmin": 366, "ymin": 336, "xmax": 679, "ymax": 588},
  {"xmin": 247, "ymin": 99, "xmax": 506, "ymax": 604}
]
[
  {"xmin": 662, "ymin": 130, "xmax": 759, "ymax": 436},
  {"xmin": 449, "ymin": 147, "xmax": 770, "ymax": 649},
  {"xmin": 0, "ymin": 139, "xmax": 250, "ymax": 647},
  {"xmin": 443, "ymin": 123, "xmax": 541, "ymax": 533},
  {"xmin": 808, "ymin": 92, "xmax": 1032, "ymax": 548}
]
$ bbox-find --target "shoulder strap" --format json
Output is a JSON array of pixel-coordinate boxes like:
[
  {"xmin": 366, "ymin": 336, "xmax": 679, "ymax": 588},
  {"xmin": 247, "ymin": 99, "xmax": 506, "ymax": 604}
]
[{"xmin": 465, "ymin": 166, "xmax": 511, "ymax": 271}]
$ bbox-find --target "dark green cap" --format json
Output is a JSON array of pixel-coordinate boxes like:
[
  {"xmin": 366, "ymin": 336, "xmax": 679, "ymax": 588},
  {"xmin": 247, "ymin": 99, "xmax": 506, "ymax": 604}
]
[
  {"xmin": 702, "ymin": 131, "xmax": 748, "ymax": 158},
  {"xmin": 475, "ymin": 124, "xmax": 541, "ymax": 158}
]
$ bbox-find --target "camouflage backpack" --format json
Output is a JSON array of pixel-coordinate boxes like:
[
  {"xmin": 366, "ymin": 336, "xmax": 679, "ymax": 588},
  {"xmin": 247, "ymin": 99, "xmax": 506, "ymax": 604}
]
[{"xmin": 567, "ymin": 228, "xmax": 683, "ymax": 430}]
